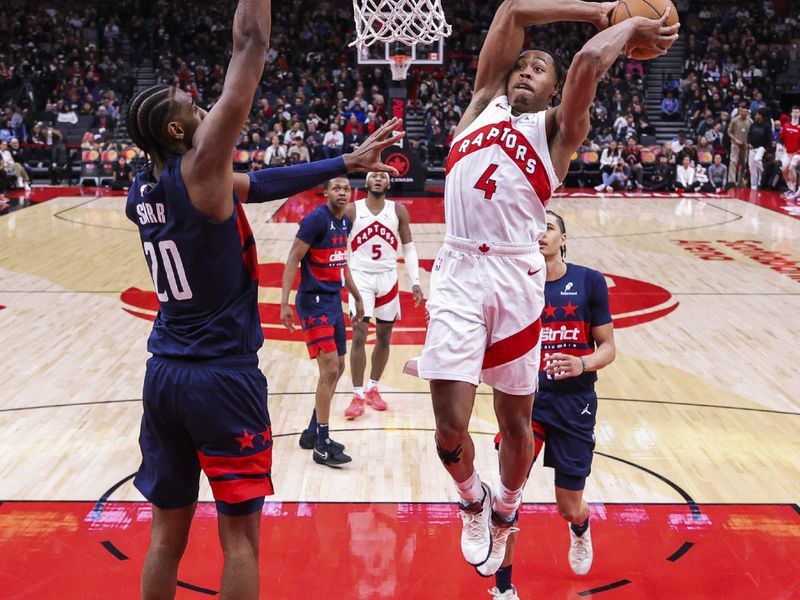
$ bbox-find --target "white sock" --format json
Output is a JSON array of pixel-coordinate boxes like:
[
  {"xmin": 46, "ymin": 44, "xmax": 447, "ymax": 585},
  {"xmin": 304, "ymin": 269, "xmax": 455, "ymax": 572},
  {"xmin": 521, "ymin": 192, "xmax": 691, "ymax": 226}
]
[
  {"xmin": 495, "ymin": 482, "xmax": 523, "ymax": 519},
  {"xmin": 353, "ymin": 386, "xmax": 364, "ymax": 399},
  {"xmin": 367, "ymin": 379, "xmax": 379, "ymax": 391},
  {"xmin": 455, "ymin": 470, "xmax": 483, "ymax": 505}
]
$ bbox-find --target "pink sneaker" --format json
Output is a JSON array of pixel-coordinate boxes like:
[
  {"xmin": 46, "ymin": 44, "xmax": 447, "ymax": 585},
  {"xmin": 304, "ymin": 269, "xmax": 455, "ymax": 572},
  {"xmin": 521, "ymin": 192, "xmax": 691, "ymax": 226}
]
[
  {"xmin": 344, "ymin": 396, "xmax": 365, "ymax": 420},
  {"xmin": 366, "ymin": 388, "xmax": 388, "ymax": 411}
]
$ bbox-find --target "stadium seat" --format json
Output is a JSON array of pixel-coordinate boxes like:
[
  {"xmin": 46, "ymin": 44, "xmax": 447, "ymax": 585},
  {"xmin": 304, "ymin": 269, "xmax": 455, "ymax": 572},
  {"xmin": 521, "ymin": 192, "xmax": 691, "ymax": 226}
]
[
  {"xmin": 639, "ymin": 134, "xmax": 658, "ymax": 147},
  {"xmin": 78, "ymin": 161, "xmax": 101, "ymax": 187},
  {"xmin": 233, "ymin": 149, "xmax": 251, "ymax": 172},
  {"xmin": 640, "ymin": 148, "xmax": 657, "ymax": 165},
  {"xmin": 580, "ymin": 150, "xmax": 601, "ymax": 183}
]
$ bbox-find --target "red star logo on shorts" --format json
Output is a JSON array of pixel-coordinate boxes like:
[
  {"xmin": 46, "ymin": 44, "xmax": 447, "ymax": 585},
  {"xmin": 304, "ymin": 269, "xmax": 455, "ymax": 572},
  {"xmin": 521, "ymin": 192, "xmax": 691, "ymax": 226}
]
[
  {"xmin": 563, "ymin": 301, "xmax": 579, "ymax": 317},
  {"xmin": 319, "ymin": 314, "xmax": 328, "ymax": 324},
  {"xmin": 259, "ymin": 426, "xmax": 271, "ymax": 444},
  {"xmin": 307, "ymin": 315, "xmax": 315, "ymax": 325},
  {"xmin": 542, "ymin": 303, "xmax": 557, "ymax": 319},
  {"xmin": 236, "ymin": 429, "xmax": 256, "ymax": 451}
]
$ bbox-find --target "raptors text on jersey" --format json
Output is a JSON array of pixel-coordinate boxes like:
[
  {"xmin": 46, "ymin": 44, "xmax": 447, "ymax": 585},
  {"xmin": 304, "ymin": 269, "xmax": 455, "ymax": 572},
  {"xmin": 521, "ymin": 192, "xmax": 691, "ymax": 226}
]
[
  {"xmin": 444, "ymin": 96, "xmax": 562, "ymax": 245},
  {"xmin": 349, "ymin": 198, "xmax": 400, "ymax": 274}
]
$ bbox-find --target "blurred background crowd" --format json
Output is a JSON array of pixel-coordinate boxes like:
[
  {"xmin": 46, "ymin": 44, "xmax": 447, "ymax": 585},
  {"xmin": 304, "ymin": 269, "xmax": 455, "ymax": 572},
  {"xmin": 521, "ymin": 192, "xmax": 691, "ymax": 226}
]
[{"xmin": 0, "ymin": 0, "xmax": 797, "ymax": 205}]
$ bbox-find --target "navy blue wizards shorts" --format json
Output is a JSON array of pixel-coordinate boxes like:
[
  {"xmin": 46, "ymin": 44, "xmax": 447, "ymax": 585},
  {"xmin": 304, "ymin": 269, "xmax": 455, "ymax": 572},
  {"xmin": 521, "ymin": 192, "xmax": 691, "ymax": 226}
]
[
  {"xmin": 294, "ymin": 291, "xmax": 347, "ymax": 358},
  {"xmin": 134, "ymin": 354, "xmax": 274, "ymax": 516},
  {"xmin": 532, "ymin": 389, "xmax": 598, "ymax": 491}
]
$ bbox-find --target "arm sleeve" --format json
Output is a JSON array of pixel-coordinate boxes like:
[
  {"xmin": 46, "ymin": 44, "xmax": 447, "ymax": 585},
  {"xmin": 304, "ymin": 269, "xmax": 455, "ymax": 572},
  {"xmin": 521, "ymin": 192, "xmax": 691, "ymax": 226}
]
[
  {"xmin": 587, "ymin": 269, "xmax": 612, "ymax": 327},
  {"xmin": 246, "ymin": 157, "xmax": 347, "ymax": 203},
  {"xmin": 402, "ymin": 242, "xmax": 420, "ymax": 287}
]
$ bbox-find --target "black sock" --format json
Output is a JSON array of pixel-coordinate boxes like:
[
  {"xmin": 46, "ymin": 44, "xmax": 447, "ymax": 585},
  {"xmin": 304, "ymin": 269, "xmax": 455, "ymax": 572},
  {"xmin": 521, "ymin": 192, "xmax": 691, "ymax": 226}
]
[
  {"xmin": 571, "ymin": 516, "xmax": 589, "ymax": 537},
  {"xmin": 316, "ymin": 423, "xmax": 329, "ymax": 447},
  {"xmin": 307, "ymin": 409, "xmax": 318, "ymax": 434},
  {"xmin": 495, "ymin": 565, "xmax": 513, "ymax": 593}
]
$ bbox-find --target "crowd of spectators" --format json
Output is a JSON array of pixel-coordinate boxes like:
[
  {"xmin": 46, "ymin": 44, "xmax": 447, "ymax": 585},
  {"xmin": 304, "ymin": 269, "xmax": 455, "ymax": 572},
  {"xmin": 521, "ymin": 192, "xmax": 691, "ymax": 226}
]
[
  {"xmin": 0, "ymin": 1, "xmax": 146, "ymax": 198},
  {"xmin": 648, "ymin": 1, "xmax": 800, "ymax": 191},
  {"xmin": 0, "ymin": 0, "xmax": 798, "ymax": 197}
]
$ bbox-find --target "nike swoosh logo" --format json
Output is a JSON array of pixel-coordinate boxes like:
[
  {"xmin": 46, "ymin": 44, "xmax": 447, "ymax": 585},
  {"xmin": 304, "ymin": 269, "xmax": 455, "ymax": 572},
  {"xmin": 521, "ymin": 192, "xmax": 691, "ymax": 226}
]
[
  {"xmin": 315, "ymin": 450, "xmax": 328, "ymax": 459},
  {"xmin": 527, "ymin": 268, "xmax": 541, "ymax": 276}
]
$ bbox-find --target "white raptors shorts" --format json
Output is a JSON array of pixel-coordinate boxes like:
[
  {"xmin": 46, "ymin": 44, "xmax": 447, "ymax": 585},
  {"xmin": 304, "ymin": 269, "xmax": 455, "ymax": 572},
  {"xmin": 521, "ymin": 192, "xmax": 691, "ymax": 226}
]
[
  {"xmin": 417, "ymin": 235, "xmax": 546, "ymax": 396},
  {"xmin": 349, "ymin": 269, "xmax": 401, "ymax": 322},
  {"xmin": 780, "ymin": 151, "xmax": 800, "ymax": 170}
]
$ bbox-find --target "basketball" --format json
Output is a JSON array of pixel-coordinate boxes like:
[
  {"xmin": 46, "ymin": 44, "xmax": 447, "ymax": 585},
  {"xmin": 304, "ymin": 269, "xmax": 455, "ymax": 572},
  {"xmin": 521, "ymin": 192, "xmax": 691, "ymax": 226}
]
[{"xmin": 609, "ymin": 0, "xmax": 680, "ymax": 61}]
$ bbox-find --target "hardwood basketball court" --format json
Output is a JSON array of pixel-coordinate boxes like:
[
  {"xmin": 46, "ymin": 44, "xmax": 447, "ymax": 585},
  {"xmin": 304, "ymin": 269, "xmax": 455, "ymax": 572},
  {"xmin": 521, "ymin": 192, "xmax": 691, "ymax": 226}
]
[{"xmin": 1, "ymin": 186, "xmax": 798, "ymax": 598}]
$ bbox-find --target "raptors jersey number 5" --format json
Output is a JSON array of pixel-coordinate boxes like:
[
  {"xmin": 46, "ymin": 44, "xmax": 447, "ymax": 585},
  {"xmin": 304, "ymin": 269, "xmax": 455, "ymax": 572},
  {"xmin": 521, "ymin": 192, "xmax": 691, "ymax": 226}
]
[{"xmin": 348, "ymin": 198, "xmax": 400, "ymax": 273}]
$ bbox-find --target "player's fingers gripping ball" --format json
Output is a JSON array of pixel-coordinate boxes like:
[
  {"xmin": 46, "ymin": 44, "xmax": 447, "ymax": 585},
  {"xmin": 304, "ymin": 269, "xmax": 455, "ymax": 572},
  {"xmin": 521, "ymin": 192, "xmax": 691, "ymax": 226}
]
[{"xmin": 610, "ymin": 0, "xmax": 680, "ymax": 61}]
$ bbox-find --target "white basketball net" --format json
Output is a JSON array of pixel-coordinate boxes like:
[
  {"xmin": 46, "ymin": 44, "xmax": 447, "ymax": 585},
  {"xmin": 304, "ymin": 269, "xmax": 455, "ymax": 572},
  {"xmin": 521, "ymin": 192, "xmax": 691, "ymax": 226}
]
[{"xmin": 350, "ymin": 0, "xmax": 452, "ymax": 49}]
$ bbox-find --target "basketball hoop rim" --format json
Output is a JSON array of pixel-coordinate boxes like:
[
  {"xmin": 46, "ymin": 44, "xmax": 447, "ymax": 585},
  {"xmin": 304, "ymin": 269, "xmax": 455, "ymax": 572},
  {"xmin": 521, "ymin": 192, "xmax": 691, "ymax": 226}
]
[{"xmin": 389, "ymin": 54, "xmax": 413, "ymax": 81}]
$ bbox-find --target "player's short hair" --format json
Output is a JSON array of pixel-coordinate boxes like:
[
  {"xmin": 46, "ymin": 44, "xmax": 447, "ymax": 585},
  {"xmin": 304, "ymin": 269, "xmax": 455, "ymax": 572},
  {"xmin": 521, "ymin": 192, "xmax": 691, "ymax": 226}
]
[
  {"xmin": 546, "ymin": 209, "xmax": 567, "ymax": 260},
  {"xmin": 792, "ymin": 105, "xmax": 800, "ymax": 111},
  {"xmin": 519, "ymin": 48, "xmax": 565, "ymax": 84},
  {"xmin": 323, "ymin": 176, "xmax": 350, "ymax": 190}
]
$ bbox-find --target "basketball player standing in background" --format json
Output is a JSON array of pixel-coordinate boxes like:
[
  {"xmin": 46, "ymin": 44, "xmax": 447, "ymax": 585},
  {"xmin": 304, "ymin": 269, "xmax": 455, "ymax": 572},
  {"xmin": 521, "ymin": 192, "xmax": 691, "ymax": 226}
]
[
  {"xmin": 489, "ymin": 211, "xmax": 616, "ymax": 599},
  {"xmin": 343, "ymin": 171, "xmax": 424, "ymax": 419},
  {"xmin": 409, "ymin": 0, "xmax": 677, "ymax": 578}
]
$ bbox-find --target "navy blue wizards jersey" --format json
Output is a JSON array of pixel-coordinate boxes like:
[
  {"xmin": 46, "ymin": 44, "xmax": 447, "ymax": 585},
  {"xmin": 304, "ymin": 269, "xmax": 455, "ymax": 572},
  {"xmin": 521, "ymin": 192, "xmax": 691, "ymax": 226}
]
[
  {"xmin": 125, "ymin": 158, "xmax": 263, "ymax": 359},
  {"xmin": 296, "ymin": 204, "xmax": 352, "ymax": 294},
  {"xmin": 539, "ymin": 264, "xmax": 612, "ymax": 392}
]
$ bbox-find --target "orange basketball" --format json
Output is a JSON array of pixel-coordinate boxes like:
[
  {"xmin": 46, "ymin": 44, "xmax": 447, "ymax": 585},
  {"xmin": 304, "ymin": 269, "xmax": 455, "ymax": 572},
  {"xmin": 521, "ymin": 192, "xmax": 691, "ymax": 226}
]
[{"xmin": 609, "ymin": 0, "xmax": 679, "ymax": 61}]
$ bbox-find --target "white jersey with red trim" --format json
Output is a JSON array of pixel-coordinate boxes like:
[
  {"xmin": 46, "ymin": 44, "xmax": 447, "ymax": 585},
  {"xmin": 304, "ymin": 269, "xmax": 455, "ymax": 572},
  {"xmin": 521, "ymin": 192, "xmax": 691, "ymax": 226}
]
[
  {"xmin": 348, "ymin": 198, "xmax": 400, "ymax": 274},
  {"xmin": 445, "ymin": 95, "xmax": 561, "ymax": 245}
]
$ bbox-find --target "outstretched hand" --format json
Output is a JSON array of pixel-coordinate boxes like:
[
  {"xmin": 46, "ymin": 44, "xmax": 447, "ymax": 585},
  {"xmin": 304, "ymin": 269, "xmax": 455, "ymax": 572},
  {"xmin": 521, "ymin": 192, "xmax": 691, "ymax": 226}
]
[
  {"xmin": 343, "ymin": 117, "xmax": 406, "ymax": 175},
  {"xmin": 624, "ymin": 8, "xmax": 680, "ymax": 59}
]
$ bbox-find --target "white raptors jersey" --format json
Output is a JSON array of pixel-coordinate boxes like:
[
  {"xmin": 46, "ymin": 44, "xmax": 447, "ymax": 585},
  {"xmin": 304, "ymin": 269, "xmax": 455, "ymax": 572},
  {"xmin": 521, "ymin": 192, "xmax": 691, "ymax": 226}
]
[
  {"xmin": 349, "ymin": 199, "xmax": 400, "ymax": 274},
  {"xmin": 445, "ymin": 95, "xmax": 561, "ymax": 244}
]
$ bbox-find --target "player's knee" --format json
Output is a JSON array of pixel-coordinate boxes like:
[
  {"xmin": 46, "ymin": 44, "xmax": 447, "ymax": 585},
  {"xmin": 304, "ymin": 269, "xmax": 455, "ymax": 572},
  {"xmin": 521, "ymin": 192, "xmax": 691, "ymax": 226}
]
[
  {"xmin": 319, "ymin": 362, "xmax": 340, "ymax": 384},
  {"xmin": 148, "ymin": 532, "xmax": 190, "ymax": 562},
  {"xmin": 220, "ymin": 536, "xmax": 260, "ymax": 561},
  {"xmin": 557, "ymin": 504, "xmax": 583, "ymax": 523},
  {"xmin": 435, "ymin": 420, "xmax": 468, "ymax": 447},
  {"xmin": 498, "ymin": 416, "xmax": 534, "ymax": 445},
  {"xmin": 351, "ymin": 327, "xmax": 367, "ymax": 348},
  {"xmin": 374, "ymin": 327, "xmax": 392, "ymax": 347}
]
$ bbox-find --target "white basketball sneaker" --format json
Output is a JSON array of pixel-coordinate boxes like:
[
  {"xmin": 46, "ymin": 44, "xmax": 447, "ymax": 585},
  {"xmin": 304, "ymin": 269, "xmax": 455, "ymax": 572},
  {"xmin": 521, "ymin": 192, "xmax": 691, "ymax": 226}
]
[
  {"xmin": 568, "ymin": 522, "xmax": 593, "ymax": 575},
  {"xmin": 476, "ymin": 512, "xmax": 519, "ymax": 577},
  {"xmin": 488, "ymin": 585, "xmax": 520, "ymax": 599},
  {"xmin": 459, "ymin": 483, "xmax": 493, "ymax": 566}
]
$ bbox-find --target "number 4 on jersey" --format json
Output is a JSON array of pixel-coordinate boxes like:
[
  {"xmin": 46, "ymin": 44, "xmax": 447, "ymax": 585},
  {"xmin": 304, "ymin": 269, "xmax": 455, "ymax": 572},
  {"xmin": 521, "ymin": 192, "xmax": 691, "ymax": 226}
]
[{"xmin": 474, "ymin": 163, "xmax": 499, "ymax": 200}]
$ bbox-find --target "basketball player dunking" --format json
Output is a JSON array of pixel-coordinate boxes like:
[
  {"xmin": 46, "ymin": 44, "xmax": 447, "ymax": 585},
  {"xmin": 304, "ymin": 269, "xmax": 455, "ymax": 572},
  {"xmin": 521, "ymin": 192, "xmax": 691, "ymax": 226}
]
[
  {"xmin": 343, "ymin": 172, "xmax": 424, "ymax": 419},
  {"xmin": 124, "ymin": 1, "xmax": 403, "ymax": 595},
  {"xmin": 408, "ymin": 0, "xmax": 678, "ymax": 578}
]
